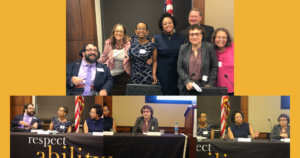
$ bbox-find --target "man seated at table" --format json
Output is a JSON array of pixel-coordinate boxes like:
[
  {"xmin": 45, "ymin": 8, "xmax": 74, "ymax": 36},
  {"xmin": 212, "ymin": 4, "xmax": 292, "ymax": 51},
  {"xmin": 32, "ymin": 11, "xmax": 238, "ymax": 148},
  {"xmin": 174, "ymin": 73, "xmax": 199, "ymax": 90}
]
[
  {"xmin": 197, "ymin": 112, "xmax": 214, "ymax": 139},
  {"xmin": 271, "ymin": 114, "xmax": 290, "ymax": 139},
  {"xmin": 11, "ymin": 103, "xmax": 42, "ymax": 130},
  {"xmin": 132, "ymin": 105, "xmax": 159, "ymax": 133},
  {"xmin": 228, "ymin": 111, "xmax": 259, "ymax": 139},
  {"xmin": 66, "ymin": 42, "xmax": 113, "ymax": 96}
]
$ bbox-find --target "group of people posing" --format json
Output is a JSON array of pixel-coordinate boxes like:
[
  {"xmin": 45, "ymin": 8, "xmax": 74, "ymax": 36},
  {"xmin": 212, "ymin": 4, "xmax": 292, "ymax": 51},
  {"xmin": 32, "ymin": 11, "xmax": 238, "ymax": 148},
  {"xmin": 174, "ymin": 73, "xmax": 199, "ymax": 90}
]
[
  {"xmin": 197, "ymin": 112, "xmax": 290, "ymax": 139},
  {"xmin": 66, "ymin": 8, "xmax": 234, "ymax": 96},
  {"xmin": 11, "ymin": 103, "xmax": 159, "ymax": 134}
]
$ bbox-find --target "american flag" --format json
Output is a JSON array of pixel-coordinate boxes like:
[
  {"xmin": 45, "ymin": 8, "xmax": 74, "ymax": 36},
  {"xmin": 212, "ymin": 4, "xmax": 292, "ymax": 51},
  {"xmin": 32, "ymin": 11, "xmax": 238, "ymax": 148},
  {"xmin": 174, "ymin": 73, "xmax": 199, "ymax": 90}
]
[
  {"xmin": 75, "ymin": 96, "xmax": 84, "ymax": 133},
  {"xmin": 164, "ymin": 0, "xmax": 173, "ymax": 15},
  {"xmin": 220, "ymin": 96, "xmax": 230, "ymax": 138}
]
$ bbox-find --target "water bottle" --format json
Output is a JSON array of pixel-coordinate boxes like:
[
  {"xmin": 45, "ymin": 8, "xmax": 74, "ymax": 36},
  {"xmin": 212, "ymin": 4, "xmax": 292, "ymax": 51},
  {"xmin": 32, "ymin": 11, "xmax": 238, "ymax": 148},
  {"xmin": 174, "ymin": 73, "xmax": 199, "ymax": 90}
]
[{"xmin": 174, "ymin": 122, "xmax": 178, "ymax": 135}]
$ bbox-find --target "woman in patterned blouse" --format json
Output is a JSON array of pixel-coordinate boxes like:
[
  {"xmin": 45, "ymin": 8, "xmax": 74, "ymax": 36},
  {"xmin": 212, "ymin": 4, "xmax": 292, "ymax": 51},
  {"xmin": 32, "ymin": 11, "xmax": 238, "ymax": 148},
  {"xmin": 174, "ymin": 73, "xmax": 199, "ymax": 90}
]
[
  {"xmin": 197, "ymin": 112, "xmax": 214, "ymax": 139},
  {"xmin": 49, "ymin": 106, "xmax": 72, "ymax": 133}
]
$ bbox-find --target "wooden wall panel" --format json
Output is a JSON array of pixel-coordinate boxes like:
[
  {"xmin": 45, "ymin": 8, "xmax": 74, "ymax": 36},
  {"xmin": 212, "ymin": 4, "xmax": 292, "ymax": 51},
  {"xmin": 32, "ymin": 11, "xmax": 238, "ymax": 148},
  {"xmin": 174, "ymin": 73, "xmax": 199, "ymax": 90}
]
[
  {"xmin": 193, "ymin": 0, "xmax": 205, "ymax": 24},
  {"xmin": 80, "ymin": 0, "xmax": 98, "ymax": 41},
  {"xmin": 67, "ymin": 0, "xmax": 83, "ymax": 41},
  {"xmin": 66, "ymin": 41, "xmax": 84, "ymax": 64},
  {"xmin": 241, "ymin": 96, "xmax": 249, "ymax": 123},
  {"xmin": 66, "ymin": 0, "xmax": 98, "ymax": 64}
]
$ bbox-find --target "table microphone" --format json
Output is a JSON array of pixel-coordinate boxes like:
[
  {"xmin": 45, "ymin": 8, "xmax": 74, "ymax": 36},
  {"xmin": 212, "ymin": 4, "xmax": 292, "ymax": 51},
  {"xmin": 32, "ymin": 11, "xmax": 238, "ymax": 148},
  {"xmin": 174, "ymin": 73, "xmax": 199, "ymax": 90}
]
[
  {"xmin": 268, "ymin": 118, "xmax": 273, "ymax": 141},
  {"xmin": 224, "ymin": 74, "xmax": 234, "ymax": 87}
]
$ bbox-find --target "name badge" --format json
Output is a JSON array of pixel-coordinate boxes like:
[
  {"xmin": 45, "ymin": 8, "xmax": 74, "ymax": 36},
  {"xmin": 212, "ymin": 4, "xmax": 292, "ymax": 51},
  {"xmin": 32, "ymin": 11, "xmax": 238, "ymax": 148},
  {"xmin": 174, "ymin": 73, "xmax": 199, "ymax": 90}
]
[
  {"xmin": 203, "ymin": 131, "xmax": 208, "ymax": 135},
  {"xmin": 218, "ymin": 61, "xmax": 222, "ymax": 67},
  {"xmin": 139, "ymin": 49, "xmax": 146, "ymax": 54},
  {"xmin": 202, "ymin": 75, "xmax": 208, "ymax": 81},
  {"xmin": 97, "ymin": 68, "xmax": 104, "ymax": 72}
]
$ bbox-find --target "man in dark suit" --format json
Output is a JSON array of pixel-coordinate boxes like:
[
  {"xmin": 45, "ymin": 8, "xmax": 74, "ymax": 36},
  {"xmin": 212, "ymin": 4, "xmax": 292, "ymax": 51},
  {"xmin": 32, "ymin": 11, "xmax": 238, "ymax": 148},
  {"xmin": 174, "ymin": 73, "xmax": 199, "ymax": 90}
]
[
  {"xmin": 11, "ymin": 103, "xmax": 42, "ymax": 129},
  {"xmin": 181, "ymin": 8, "xmax": 214, "ymax": 43},
  {"xmin": 67, "ymin": 43, "xmax": 113, "ymax": 96}
]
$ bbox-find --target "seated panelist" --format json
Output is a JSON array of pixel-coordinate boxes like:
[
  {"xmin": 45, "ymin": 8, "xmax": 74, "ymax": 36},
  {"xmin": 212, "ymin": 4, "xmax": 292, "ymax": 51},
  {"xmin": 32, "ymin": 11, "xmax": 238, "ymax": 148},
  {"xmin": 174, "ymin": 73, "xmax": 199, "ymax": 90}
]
[
  {"xmin": 132, "ymin": 105, "xmax": 159, "ymax": 133},
  {"xmin": 271, "ymin": 114, "xmax": 290, "ymax": 139},
  {"xmin": 11, "ymin": 103, "xmax": 42, "ymax": 130},
  {"xmin": 197, "ymin": 112, "xmax": 214, "ymax": 139},
  {"xmin": 83, "ymin": 104, "xmax": 103, "ymax": 133},
  {"xmin": 49, "ymin": 106, "xmax": 72, "ymax": 133},
  {"xmin": 228, "ymin": 111, "xmax": 259, "ymax": 139}
]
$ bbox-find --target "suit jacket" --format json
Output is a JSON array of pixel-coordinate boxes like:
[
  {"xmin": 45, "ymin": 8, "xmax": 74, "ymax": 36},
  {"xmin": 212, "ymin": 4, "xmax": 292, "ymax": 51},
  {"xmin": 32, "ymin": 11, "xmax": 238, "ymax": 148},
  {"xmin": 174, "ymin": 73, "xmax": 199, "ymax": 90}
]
[
  {"xmin": 271, "ymin": 124, "xmax": 290, "ymax": 139},
  {"xmin": 132, "ymin": 116, "xmax": 159, "ymax": 133},
  {"xmin": 180, "ymin": 24, "xmax": 215, "ymax": 43},
  {"xmin": 66, "ymin": 60, "xmax": 113, "ymax": 95},
  {"xmin": 11, "ymin": 114, "xmax": 42, "ymax": 129},
  {"xmin": 177, "ymin": 42, "xmax": 218, "ymax": 93}
]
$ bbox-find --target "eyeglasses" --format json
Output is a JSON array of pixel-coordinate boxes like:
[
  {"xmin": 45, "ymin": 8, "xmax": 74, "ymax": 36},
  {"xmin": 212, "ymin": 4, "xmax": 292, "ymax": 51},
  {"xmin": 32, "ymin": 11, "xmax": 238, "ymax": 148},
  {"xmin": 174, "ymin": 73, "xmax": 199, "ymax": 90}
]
[
  {"xmin": 89, "ymin": 112, "xmax": 96, "ymax": 115},
  {"xmin": 86, "ymin": 49, "xmax": 98, "ymax": 52},
  {"xmin": 115, "ymin": 30, "xmax": 124, "ymax": 33},
  {"xmin": 189, "ymin": 33, "xmax": 201, "ymax": 37}
]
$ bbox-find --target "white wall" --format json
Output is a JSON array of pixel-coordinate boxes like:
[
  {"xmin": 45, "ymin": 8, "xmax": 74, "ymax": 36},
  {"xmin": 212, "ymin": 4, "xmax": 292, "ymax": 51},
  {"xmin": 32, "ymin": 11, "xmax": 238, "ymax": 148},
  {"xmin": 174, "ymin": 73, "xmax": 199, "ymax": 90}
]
[
  {"xmin": 248, "ymin": 96, "xmax": 290, "ymax": 133},
  {"xmin": 205, "ymin": 0, "xmax": 234, "ymax": 38},
  {"xmin": 112, "ymin": 96, "xmax": 190, "ymax": 127},
  {"xmin": 94, "ymin": 0, "xmax": 103, "ymax": 51}
]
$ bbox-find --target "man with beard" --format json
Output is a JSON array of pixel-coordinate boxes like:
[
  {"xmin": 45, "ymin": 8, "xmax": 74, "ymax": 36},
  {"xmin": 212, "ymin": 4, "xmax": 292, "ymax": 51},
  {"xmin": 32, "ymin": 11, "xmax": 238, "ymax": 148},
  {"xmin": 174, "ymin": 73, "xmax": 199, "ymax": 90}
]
[
  {"xmin": 11, "ymin": 104, "xmax": 42, "ymax": 129},
  {"xmin": 181, "ymin": 8, "xmax": 214, "ymax": 43},
  {"xmin": 67, "ymin": 43, "xmax": 113, "ymax": 96}
]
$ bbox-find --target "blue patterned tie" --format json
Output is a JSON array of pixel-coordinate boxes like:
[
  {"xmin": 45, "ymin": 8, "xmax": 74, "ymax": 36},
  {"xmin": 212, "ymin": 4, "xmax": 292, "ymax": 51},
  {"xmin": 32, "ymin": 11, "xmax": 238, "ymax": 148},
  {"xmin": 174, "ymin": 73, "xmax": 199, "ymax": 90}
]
[{"xmin": 82, "ymin": 64, "xmax": 92, "ymax": 96}]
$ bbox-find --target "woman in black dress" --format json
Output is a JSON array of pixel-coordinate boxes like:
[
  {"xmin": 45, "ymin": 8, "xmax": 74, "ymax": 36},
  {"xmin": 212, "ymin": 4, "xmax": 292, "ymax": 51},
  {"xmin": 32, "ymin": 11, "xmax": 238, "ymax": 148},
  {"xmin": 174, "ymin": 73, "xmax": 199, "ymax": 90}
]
[
  {"xmin": 153, "ymin": 13, "xmax": 184, "ymax": 95},
  {"xmin": 103, "ymin": 105, "xmax": 117, "ymax": 133}
]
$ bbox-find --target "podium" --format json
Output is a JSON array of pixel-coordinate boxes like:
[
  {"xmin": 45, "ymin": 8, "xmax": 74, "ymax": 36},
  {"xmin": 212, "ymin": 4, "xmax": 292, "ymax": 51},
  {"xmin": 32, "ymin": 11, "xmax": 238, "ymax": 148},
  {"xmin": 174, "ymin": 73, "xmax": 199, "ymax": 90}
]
[
  {"xmin": 183, "ymin": 87, "xmax": 228, "ymax": 95},
  {"xmin": 125, "ymin": 84, "xmax": 162, "ymax": 95},
  {"xmin": 184, "ymin": 105, "xmax": 197, "ymax": 158}
]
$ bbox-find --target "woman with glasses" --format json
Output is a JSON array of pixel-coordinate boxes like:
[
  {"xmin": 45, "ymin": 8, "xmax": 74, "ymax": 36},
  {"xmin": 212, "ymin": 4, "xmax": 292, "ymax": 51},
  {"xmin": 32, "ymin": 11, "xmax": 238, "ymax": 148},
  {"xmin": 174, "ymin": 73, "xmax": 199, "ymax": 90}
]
[
  {"xmin": 49, "ymin": 106, "xmax": 72, "ymax": 133},
  {"xmin": 98, "ymin": 24, "xmax": 131, "ymax": 95},
  {"xmin": 129, "ymin": 22, "xmax": 158, "ymax": 85},
  {"xmin": 83, "ymin": 104, "xmax": 103, "ymax": 133},
  {"xmin": 132, "ymin": 105, "xmax": 159, "ymax": 133},
  {"xmin": 212, "ymin": 28, "xmax": 234, "ymax": 95},
  {"xmin": 228, "ymin": 111, "xmax": 259, "ymax": 139},
  {"xmin": 177, "ymin": 24, "xmax": 218, "ymax": 95},
  {"xmin": 271, "ymin": 114, "xmax": 290, "ymax": 139},
  {"xmin": 152, "ymin": 13, "xmax": 185, "ymax": 95}
]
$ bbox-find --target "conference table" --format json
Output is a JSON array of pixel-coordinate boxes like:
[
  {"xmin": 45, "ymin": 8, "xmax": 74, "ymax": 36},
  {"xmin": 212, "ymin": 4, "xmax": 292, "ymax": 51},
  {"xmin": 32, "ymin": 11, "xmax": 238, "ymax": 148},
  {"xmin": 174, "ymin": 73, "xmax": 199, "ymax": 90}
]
[
  {"xmin": 11, "ymin": 132, "xmax": 187, "ymax": 158},
  {"xmin": 197, "ymin": 139, "xmax": 290, "ymax": 158}
]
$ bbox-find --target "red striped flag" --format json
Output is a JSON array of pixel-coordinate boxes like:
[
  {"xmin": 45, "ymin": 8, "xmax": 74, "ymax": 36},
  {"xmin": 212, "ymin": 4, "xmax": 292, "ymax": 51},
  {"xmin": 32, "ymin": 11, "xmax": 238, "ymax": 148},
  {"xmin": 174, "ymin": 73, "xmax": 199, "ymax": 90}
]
[
  {"xmin": 164, "ymin": 0, "xmax": 173, "ymax": 15},
  {"xmin": 75, "ymin": 96, "xmax": 84, "ymax": 133},
  {"xmin": 220, "ymin": 96, "xmax": 230, "ymax": 138}
]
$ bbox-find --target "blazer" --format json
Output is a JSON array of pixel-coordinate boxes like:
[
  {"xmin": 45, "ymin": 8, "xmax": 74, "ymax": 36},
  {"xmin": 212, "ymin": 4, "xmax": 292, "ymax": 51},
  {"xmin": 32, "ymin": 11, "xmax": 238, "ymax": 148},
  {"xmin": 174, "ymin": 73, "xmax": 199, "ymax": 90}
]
[
  {"xmin": 177, "ymin": 42, "xmax": 218, "ymax": 93},
  {"xmin": 132, "ymin": 116, "xmax": 159, "ymax": 133},
  {"xmin": 98, "ymin": 39, "xmax": 131, "ymax": 74},
  {"xmin": 11, "ymin": 114, "xmax": 42, "ymax": 129},
  {"xmin": 180, "ymin": 24, "xmax": 215, "ymax": 43},
  {"xmin": 66, "ymin": 60, "xmax": 113, "ymax": 95},
  {"xmin": 271, "ymin": 124, "xmax": 290, "ymax": 139}
]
